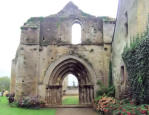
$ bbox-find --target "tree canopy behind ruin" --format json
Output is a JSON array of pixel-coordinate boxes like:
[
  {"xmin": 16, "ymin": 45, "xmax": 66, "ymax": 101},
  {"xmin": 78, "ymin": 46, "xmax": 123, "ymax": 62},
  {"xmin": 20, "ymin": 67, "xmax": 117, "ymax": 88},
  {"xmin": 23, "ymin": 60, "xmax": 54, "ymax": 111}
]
[{"xmin": 0, "ymin": 76, "xmax": 10, "ymax": 91}]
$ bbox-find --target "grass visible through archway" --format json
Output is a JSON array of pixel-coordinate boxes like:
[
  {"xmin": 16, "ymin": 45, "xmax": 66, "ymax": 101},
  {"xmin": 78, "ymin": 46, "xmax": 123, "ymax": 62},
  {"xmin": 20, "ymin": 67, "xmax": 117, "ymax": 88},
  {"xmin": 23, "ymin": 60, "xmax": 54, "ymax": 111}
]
[
  {"xmin": 0, "ymin": 97, "xmax": 56, "ymax": 115},
  {"xmin": 62, "ymin": 96, "xmax": 79, "ymax": 105}
]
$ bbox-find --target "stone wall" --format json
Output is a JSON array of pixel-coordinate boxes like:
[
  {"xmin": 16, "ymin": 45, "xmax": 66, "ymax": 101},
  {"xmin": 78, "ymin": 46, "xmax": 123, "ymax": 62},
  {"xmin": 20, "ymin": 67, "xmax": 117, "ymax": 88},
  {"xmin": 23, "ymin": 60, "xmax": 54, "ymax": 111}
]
[{"xmin": 112, "ymin": 0, "xmax": 149, "ymax": 98}]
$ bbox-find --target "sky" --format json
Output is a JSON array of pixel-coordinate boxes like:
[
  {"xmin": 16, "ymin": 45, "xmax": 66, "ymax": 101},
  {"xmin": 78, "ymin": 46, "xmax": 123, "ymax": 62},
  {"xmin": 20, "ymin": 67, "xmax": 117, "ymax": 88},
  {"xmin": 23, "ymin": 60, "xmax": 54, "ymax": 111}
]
[
  {"xmin": 0, "ymin": 0, "xmax": 118, "ymax": 78},
  {"xmin": 72, "ymin": 24, "xmax": 81, "ymax": 44},
  {"xmin": 67, "ymin": 74, "xmax": 78, "ymax": 86}
]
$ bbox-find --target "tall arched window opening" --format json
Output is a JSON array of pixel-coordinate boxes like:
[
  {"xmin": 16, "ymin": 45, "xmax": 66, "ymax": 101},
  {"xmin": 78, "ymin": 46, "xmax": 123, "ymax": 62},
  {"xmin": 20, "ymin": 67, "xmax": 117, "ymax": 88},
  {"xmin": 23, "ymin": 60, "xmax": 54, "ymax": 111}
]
[
  {"xmin": 124, "ymin": 12, "xmax": 128, "ymax": 37},
  {"xmin": 72, "ymin": 23, "xmax": 81, "ymax": 44}
]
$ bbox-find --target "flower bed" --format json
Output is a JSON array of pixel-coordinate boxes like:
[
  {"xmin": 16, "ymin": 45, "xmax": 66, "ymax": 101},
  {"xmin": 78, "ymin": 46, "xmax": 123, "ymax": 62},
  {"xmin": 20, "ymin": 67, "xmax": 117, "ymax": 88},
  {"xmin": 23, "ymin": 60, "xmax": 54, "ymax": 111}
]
[
  {"xmin": 9, "ymin": 96, "xmax": 46, "ymax": 109},
  {"xmin": 93, "ymin": 96, "xmax": 149, "ymax": 115}
]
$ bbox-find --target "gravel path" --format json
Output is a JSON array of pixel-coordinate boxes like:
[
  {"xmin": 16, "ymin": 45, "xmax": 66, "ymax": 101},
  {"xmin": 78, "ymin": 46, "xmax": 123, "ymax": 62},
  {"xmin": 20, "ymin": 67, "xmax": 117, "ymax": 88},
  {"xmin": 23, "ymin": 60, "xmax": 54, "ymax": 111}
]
[{"xmin": 56, "ymin": 108, "xmax": 99, "ymax": 115}]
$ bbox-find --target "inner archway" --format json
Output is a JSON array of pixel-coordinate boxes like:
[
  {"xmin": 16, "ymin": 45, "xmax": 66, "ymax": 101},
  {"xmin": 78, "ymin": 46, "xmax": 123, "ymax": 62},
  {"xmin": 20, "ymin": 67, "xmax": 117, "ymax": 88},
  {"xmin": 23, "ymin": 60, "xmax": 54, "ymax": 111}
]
[
  {"xmin": 45, "ymin": 57, "xmax": 94, "ymax": 105},
  {"xmin": 62, "ymin": 74, "xmax": 79, "ymax": 105}
]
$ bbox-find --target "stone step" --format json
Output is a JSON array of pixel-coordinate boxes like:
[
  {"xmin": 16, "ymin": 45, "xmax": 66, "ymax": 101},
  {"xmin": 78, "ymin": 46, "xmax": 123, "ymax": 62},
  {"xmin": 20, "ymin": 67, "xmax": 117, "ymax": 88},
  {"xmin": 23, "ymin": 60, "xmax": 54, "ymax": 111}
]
[{"xmin": 46, "ymin": 104, "xmax": 92, "ymax": 108}]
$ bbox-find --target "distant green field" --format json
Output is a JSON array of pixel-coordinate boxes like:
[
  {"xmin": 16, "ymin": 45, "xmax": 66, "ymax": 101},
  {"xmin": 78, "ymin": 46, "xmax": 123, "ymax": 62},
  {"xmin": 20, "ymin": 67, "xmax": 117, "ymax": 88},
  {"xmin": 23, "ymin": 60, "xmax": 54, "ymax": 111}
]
[
  {"xmin": 0, "ymin": 97, "xmax": 56, "ymax": 115},
  {"xmin": 62, "ymin": 96, "xmax": 79, "ymax": 105}
]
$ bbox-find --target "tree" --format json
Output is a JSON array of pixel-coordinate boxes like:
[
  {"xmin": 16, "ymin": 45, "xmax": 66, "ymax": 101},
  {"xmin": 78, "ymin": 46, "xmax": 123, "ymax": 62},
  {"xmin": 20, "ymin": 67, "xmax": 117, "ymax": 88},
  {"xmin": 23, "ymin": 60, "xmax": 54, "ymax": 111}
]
[{"xmin": 0, "ymin": 76, "xmax": 10, "ymax": 92}]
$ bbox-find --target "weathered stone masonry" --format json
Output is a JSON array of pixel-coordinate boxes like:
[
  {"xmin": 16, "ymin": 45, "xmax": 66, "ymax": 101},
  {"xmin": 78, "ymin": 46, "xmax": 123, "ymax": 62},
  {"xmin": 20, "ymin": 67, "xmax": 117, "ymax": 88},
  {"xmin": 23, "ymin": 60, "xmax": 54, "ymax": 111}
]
[{"xmin": 11, "ymin": 2, "xmax": 115, "ymax": 105}]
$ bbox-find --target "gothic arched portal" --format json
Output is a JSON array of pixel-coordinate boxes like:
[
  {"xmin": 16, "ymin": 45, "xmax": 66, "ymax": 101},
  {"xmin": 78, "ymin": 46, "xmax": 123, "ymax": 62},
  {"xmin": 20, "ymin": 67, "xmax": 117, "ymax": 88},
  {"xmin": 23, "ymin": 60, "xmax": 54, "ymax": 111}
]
[{"xmin": 44, "ymin": 56, "xmax": 95, "ymax": 105}]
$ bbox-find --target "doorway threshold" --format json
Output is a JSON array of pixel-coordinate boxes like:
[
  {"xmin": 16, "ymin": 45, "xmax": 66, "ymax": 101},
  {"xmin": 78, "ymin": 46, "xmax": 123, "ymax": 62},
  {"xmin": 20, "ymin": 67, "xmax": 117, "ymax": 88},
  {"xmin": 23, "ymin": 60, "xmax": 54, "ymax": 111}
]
[{"xmin": 46, "ymin": 104, "xmax": 92, "ymax": 108}]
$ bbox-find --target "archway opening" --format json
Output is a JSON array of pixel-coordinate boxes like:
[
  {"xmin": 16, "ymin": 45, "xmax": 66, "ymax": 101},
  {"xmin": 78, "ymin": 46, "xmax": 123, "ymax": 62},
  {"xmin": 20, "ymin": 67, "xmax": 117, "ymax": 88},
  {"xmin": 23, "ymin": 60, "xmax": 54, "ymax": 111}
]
[
  {"xmin": 62, "ymin": 74, "xmax": 79, "ymax": 105},
  {"xmin": 46, "ymin": 58, "xmax": 94, "ymax": 105},
  {"xmin": 71, "ymin": 23, "xmax": 81, "ymax": 44}
]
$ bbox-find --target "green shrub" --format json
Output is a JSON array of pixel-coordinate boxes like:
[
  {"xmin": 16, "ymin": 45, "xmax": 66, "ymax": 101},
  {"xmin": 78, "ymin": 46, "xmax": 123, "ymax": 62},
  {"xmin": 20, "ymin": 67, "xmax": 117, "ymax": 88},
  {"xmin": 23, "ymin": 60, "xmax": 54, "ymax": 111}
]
[
  {"xmin": 96, "ymin": 80, "xmax": 115, "ymax": 97},
  {"xmin": 94, "ymin": 96, "xmax": 102, "ymax": 102}
]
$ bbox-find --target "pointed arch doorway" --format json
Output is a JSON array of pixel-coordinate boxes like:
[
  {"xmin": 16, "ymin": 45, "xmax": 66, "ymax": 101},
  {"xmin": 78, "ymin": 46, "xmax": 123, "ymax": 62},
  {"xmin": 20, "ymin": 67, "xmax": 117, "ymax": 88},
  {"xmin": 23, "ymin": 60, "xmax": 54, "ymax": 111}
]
[{"xmin": 45, "ymin": 57, "xmax": 94, "ymax": 105}]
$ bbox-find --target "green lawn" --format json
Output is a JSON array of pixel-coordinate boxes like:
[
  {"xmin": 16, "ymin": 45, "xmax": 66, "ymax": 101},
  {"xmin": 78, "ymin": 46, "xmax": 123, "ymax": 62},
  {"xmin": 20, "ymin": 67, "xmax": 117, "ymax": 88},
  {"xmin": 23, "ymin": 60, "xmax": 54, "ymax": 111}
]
[
  {"xmin": 0, "ymin": 97, "xmax": 56, "ymax": 115},
  {"xmin": 0, "ymin": 96, "xmax": 79, "ymax": 115},
  {"xmin": 62, "ymin": 96, "xmax": 79, "ymax": 105}
]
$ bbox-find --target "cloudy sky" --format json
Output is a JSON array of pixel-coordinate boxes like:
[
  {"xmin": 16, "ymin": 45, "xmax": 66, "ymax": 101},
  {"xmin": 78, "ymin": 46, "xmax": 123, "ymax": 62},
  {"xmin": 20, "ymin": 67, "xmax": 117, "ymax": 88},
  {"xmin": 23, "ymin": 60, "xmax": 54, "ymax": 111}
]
[{"xmin": 0, "ymin": 0, "xmax": 118, "ymax": 78}]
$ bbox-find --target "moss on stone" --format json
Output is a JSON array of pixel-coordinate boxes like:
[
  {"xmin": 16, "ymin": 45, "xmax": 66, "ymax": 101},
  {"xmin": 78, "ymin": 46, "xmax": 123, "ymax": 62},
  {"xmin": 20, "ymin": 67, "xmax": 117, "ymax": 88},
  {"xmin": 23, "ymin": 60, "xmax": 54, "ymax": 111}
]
[
  {"xmin": 27, "ymin": 17, "xmax": 44, "ymax": 23},
  {"xmin": 99, "ymin": 16, "xmax": 115, "ymax": 22}
]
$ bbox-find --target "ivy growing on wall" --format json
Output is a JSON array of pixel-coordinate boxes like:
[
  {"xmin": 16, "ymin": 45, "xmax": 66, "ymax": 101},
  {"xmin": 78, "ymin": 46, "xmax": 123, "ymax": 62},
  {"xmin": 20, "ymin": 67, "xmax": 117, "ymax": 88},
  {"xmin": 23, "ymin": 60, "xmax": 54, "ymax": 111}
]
[{"xmin": 122, "ymin": 26, "xmax": 149, "ymax": 104}]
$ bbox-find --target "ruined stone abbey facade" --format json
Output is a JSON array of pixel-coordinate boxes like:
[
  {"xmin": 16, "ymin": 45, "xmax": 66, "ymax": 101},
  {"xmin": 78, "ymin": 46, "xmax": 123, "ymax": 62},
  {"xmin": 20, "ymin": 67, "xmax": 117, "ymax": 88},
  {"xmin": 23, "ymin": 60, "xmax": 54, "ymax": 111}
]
[
  {"xmin": 11, "ymin": 0, "xmax": 149, "ymax": 105},
  {"xmin": 11, "ymin": 2, "xmax": 115, "ymax": 104},
  {"xmin": 10, "ymin": 2, "xmax": 114, "ymax": 105},
  {"xmin": 12, "ymin": 0, "xmax": 149, "ymax": 105}
]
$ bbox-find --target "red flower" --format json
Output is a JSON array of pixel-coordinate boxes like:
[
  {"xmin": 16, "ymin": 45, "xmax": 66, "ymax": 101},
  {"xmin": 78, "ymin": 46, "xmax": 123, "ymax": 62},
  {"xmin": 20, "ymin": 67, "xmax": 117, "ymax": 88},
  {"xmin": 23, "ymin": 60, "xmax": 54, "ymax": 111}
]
[
  {"xmin": 122, "ymin": 109, "xmax": 126, "ymax": 112},
  {"xmin": 126, "ymin": 112, "xmax": 131, "ymax": 115},
  {"xmin": 130, "ymin": 101, "xmax": 134, "ymax": 105},
  {"xmin": 119, "ymin": 107, "xmax": 122, "ymax": 110},
  {"xmin": 103, "ymin": 108, "xmax": 109, "ymax": 113},
  {"xmin": 140, "ymin": 110, "xmax": 147, "ymax": 114}
]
